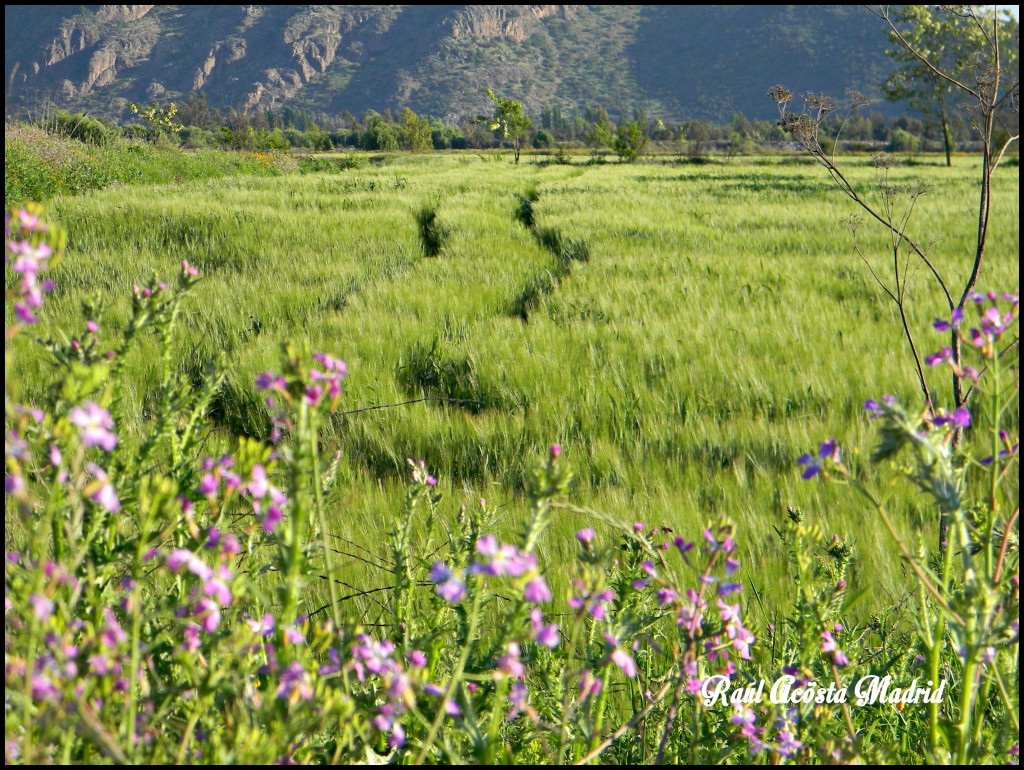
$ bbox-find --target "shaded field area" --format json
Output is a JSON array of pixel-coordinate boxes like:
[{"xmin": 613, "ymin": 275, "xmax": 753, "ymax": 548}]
[{"xmin": 6, "ymin": 152, "xmax": 1019, "ymax": 617}]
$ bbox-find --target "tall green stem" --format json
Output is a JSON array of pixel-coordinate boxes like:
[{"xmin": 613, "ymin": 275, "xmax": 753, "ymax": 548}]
[
  {"xmin": 414, "ymin": 587, "xmax": 482, "ymax": 764},
  {"xmin": 311, "ymin": 422, "xmax": 341, "ymax": 630}
]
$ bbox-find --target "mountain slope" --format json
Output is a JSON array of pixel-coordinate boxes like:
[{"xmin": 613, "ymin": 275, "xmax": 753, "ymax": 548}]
[{"xmin": 5, "ymin": 5, "xmax": 899, "ymax": 123}]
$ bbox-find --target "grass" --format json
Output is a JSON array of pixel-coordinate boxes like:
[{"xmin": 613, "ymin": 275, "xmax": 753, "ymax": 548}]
[
  {"xmin": 5, "ymin": 147, "xmax": 1019, "ymax": 621},
  {"xmin": 4, "ymin": 123, "xmax": 298, "ymax": 209}
]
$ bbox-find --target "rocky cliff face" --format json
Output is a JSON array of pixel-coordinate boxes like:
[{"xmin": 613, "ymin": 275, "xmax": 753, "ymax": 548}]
[
  {"xmin": 449, "ymin": 6, "xmax": 575, "ymax": 43},
  {"xmin": 4, "ymin": 4, "xmax": 898, "ymax": 123}
]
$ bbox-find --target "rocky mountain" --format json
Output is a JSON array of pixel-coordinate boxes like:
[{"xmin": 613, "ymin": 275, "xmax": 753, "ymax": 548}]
[{"xmin": 5, "ymin": 5, "xmax": 898, "ymax": 124}]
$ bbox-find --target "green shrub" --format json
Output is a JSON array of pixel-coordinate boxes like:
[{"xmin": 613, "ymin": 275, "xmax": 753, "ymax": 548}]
[
  {"xmin": 889, "ymin": 128, "xmax": 922, "ymax": 153},
  {"xmin": 414, "ymin": 200, "xmax": 450, "ymax": 257},
  {"xmin": 50, "ymin": 110, "xmax": 113, "ymax": 146}
]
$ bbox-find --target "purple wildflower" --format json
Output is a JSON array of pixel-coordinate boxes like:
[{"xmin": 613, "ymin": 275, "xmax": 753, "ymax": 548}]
[
  {"xmin": 263, "ymin": 504, "xmax": 284, "ymax": 532},
  {"xmin": 797, "ymin": 438, "xmax": 840, "ymax": 479},
  {"xmin": 86, "ymin": 464, "xmax": 120, "ymax": 512},
  {"xmin": 776, "ymin": 730, "xmax": 804, "ymax": 758},
  {"xmin": 69, "ymin": 402, "xmax": 117, "ymax": 451},
  {"xmin": 195, "ymin": 599, "xmax": 221, "ymax": 633},
  {"xmin": 523, "ymin": 576, "xmax": 552, "ymax": 603},
  {"xmin": 29, "ymin": 593, "xmax": 54, "ymax": 623},
  {"xmin": 496, "ymin": 642, "xmax": 524, "ymax": 678},
  {"xmin": 256, "ymin": 372, "xmax": 286, "ymax": 392},
  {"xmin": 469, "ymin": 536, "xmax": 536, "ymax": 577},
  {"xmin": 276, "ymin": 661, "xmax": 314, "ymax": 704},
  {"xmin": 821, "ymin": 630, "xmax": 849, "ymax": 667},
  {"xmin": 429, "ymin": 562, "xmax": 467, "ymax": 603},
  {"xmin": 605, "ymin": 634, "xmax": 638, "ymax": 678},
  {"xmin": 248, "ymin": 613, "xmax": 275, "ymax": 637},
  {"xmin": 529, "ymin": 608, "xmax": 560, "ymax": 648}
]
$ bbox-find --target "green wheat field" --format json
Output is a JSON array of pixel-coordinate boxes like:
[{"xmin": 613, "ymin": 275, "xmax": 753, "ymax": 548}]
[{"xmin": 6, "ymin": 151, "xmax": 1019, "ymax": 621}]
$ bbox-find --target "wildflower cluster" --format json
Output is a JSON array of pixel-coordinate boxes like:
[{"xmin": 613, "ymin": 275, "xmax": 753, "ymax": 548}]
[
  {"xmin": 5, "ymin": 206, "xmax": 63, "ymax": 327},
  {"xmin": 796, "ymin": 287, "xmax": 1019, "ymax": 764},
  {"xmin": 929, "ymin": 291, "xmax": 1019, "ymax": 363}
]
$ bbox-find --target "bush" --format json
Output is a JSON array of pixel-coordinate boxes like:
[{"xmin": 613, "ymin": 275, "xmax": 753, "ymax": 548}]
[
  {"xmin": 414, "ymin": 200, "xmax": 450, "ymax": 257},
  {"xmin": 4, "ymin": 125, "xmax": 111, "ymax": 206},
  {"xmin": 888, "ymin": 128, "xmax": 922, "ymax": 153},
  {"xmin": 298, "ymin": 155, "xmax": 359, "ymax": 174},
  {"xmin": 432, "ymin": 126, "xmax": 466, "ymax": 150},
  {"xmin": 178, "ymin": 126, "xmax": 214, "ymax": 149},
  {"xmin": 50, "ymin": 110, "xmax": 113, "ymax": 146},
  {"xmin": 533, "ymin": 129, "xmax": 556, "ymax": 149}
]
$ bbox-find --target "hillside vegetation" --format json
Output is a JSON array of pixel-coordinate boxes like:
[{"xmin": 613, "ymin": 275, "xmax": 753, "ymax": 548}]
[{"xmin": 5, "ymin": 4, "xmax": 896, "ymax": 123}]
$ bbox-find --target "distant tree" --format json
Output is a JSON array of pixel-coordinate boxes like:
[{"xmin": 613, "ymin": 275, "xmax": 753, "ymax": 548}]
[
  {"xmin": 730, "ymin": 111, "xmax": 754, "ymax": 138},
  {"xmin": 477, "ymin": 88, "xmax": 531, "ymax": 164},
  {"xmin": 305, "ymin": 122, "xmax": 332, "ymax": 151},
  {"xmin": 685, "ymin": 119, "xmax": 711, "ymax": 156},
  {"xmin": 586, "ymin": 118, "xmax": 614, "ymax": 153},
  {"xmin": 887, "ymin": 127, "xmax": 921, "ymax": 153},
  {"xmin": 361, "ymin": 111, "xmax": 400, "ymax": 151},
  {"xmin": 337, "ymin": 109, "xmax": 358, "ymax": 130},
  {"xmin": 881, "ymin": 5, "xmax": 1018, "ymax": 166},
  {"xmin": 648, "ymin": 117, "xmax": 671, "ymax": 141},
  {"xmin": 129, "ymin": 101, "xmax": 183, "ymax": 144},
  {"xmin": 264, "ymin": 128, "xmax": 289, "ymax": 151},
  {"xmin": 249, "ymin": 110, "xmax": 270, "ymax": 131},
  {"xmin": 533, "ymin": 129, "xmax": 555, "ymax": 149},
  {"xmin": 613, "ymin": 120, "xmax": 647, "ymax": 162},
  {"xmin": 178, "ymin": 91, "xmax": 222, "ymax": 130},
  {"xmin": 401, "ymin": 108, "xmax": 433, "ymax": 152},
  {"xmin": 431, "ymin": 125, "xmax": 465, "ymax": 150}
]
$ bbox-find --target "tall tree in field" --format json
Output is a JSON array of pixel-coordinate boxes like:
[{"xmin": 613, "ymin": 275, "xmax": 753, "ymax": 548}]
[
  {"xmin": 401, "ymin": 108, "xmax": 432, "ymax": 152},
  {"xmin": 613, "ymin": 120, "xmax": 648, "ymax": 162},
  {"xmin": 478, "ymin": 88, "xmax": 531, "ymax": 164},
  {"xmin": 882, "ymin": 5, "xmax": 1017, "ymax": 166}
]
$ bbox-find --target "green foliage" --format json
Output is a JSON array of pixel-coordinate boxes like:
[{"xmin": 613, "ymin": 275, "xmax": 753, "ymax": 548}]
[
  {"xmin": 585, "ymin": 119, "xmax": 614, "ymax": 152},
  {"xmin": 431, "ymin": 125, "xmax": 467, "ymax": 150},
  {"xmin": 533, "ymin": 129, "xmax": 555, "ymax": 149},
  {"xmin": 880, "ymin": 6, "xmax": 1018, "ymax": 166},
  {"xmin": 50, "ymin": 110, "xmax": 113, "ymax": 146},
  {"xmin": 129, "ymin": 101, "xmax": 184, "ymax": 144},
  {"xmin": 514, "ymin": 188, "xmax": 540, "ymax": 229},
  {"xmin": 612, "ymin": 121, "xmax": 647, "ymax": 162},
  {"xmin": 888, "ymin": 128, "xmax": 921, "ymax": 154},
  {"xmin": 396, "ymin": 336, "xmax": 516, "ymax": 412},
  {"xmin": 479, "ymin": 88, "xmax": 532, "ymax": 164},
  {"xmin": 414, "ymin": 200, "xmax": 450, "ymax": 257},
  {"xmin": 401, "ymin": 108, "xmax": 433, "ymax": 152},
  {"xmin": 298, "ymin": 155, "xmax": 360, "ymax": 174},
  {"xmin": 361, "ymin": 112, "xmax": 401, "ymax": 152},
  {"xmin": 3, "ymin": 123, "xmax": 296, "ymax": 208}
]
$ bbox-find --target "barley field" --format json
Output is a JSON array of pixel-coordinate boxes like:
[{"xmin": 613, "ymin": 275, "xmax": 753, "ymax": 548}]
[{"xmin": 7, "ymin": 151, "xmax": 1017, "ymax": 621}]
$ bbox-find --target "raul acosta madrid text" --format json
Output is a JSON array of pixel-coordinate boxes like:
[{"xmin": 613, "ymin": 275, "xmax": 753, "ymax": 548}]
[{"xmin": 700, "ymin": 674, "xmax": 947, "ymax": 708}]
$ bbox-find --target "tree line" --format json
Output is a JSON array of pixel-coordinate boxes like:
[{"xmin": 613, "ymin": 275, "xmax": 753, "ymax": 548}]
[{"xmin": 43, "ymin": 88, "xmax": 1009, "ymax": 161}]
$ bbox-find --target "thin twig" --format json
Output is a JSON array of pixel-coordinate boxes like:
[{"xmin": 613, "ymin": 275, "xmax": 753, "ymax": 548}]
[{"xmin": 335, "ymin": 396, "xmax": 484, "ymax": 417}]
